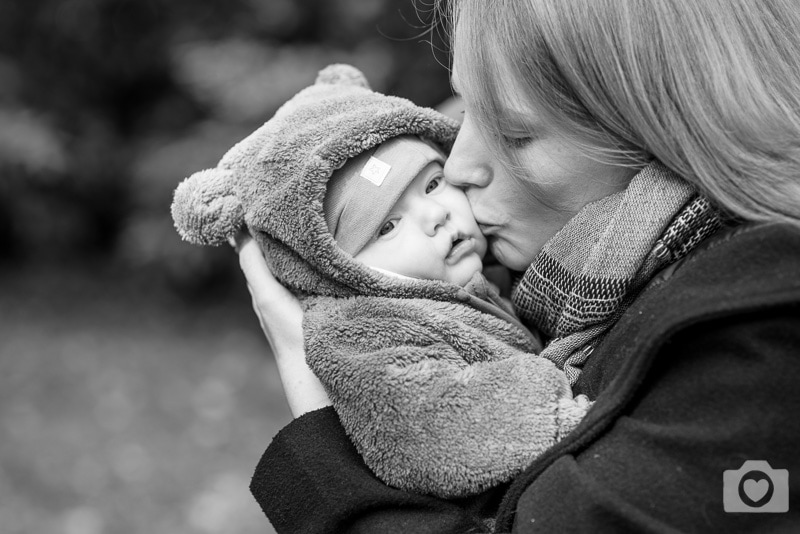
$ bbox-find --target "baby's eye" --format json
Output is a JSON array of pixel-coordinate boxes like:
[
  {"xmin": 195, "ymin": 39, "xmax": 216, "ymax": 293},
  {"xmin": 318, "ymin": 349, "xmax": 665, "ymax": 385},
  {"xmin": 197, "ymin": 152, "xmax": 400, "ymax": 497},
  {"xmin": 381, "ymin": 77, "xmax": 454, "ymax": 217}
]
[
  {"xmin": 378, "ymin": 220, "xmax": 397, "ymax": 237},
  {"xmin": 425, "ymin": 177, "xmax": 442, "ymax": 194}
]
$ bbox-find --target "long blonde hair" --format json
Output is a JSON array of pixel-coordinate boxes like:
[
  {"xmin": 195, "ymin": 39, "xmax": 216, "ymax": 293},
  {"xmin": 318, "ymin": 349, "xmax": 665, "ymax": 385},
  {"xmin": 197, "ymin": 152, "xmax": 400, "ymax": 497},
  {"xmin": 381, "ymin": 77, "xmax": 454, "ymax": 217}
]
[{"xmin": 438, "ymin": 0, "xmax": 800, "ymax": 224}]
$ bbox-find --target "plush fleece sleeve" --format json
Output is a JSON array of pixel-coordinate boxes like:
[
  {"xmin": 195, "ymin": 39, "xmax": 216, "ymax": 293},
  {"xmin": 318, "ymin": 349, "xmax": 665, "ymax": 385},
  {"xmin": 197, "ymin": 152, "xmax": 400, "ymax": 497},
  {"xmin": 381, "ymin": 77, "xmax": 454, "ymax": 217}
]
[{"xmin": 303, "ymin": 296, "xmax": 591, "ymax": 499}]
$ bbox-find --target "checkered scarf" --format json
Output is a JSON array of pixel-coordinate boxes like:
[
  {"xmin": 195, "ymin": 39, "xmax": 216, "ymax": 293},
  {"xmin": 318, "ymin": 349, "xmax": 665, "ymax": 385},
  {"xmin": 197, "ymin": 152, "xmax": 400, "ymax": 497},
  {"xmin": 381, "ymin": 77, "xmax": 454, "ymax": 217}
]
[{"xmin": 512, "ymin": 161, "xmax": 722, "ymax": 385}]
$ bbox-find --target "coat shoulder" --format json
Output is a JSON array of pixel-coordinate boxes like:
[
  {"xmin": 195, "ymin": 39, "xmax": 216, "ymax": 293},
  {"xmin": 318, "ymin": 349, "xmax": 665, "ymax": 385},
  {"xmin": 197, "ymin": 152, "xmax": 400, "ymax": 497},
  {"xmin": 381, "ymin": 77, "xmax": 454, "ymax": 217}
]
[{"xmin": 577, "ymin": 221, "xmax": 800, "ymax": 397}]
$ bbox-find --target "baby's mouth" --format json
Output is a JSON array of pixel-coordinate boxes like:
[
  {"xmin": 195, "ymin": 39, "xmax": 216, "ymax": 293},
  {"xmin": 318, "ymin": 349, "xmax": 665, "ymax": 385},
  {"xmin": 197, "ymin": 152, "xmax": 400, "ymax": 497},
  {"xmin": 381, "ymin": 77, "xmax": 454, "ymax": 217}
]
[{"xmin": 446, "ymin": 234, "xmax": 475, "ymax": 264}]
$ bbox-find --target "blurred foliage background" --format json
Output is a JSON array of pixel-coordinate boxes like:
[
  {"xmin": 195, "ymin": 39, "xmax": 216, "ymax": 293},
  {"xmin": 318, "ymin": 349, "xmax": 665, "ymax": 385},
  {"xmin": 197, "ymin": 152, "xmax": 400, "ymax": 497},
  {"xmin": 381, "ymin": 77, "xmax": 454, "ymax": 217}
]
[{"xmin": 0, "ymin": 1, "xmax": 453, "ymax": 532}]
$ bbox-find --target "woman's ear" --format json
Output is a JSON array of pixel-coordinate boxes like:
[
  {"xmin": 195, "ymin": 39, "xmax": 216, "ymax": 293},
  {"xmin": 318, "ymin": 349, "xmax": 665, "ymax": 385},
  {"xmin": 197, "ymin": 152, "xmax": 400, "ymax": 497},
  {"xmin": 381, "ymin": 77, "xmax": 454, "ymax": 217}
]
[{"xmin": 171, "ymin": 168, "xmax": 244, "ymax": 246}]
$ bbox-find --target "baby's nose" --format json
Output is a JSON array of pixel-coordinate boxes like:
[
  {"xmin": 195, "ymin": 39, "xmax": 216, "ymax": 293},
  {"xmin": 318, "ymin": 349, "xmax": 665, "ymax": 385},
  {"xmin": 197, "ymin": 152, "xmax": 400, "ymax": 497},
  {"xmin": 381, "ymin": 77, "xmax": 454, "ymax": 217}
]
[{"xmin": 422, "ymin": 200, "xmax": 450, "ymax": 234}]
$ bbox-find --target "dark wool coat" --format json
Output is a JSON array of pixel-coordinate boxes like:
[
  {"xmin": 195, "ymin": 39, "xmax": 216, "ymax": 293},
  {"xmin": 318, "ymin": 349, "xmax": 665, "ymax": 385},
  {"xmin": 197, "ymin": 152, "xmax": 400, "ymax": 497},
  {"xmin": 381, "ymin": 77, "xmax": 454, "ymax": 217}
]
[{"xmin": 250, "ymin": 221, "xmax": 800, "ymax": 533}]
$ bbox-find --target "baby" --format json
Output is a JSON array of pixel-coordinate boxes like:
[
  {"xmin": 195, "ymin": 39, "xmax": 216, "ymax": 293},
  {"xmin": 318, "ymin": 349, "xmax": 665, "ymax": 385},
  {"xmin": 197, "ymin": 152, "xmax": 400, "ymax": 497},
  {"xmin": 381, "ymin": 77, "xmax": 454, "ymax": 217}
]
[
  {"xmin": 325, "ymin": 135, "xmax": 485, "ymax": 287},
  {"xmin": 172, "ymin": 64, "xmax": 590, "ymax": 499}
]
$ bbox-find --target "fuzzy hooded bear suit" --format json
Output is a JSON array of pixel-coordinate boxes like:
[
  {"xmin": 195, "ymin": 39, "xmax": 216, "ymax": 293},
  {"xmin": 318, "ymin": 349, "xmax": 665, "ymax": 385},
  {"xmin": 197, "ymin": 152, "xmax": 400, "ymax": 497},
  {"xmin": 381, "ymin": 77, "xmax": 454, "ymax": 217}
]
[{"xmin": 171, "ymin": 64, "xmax": 589, "ymax": 498}]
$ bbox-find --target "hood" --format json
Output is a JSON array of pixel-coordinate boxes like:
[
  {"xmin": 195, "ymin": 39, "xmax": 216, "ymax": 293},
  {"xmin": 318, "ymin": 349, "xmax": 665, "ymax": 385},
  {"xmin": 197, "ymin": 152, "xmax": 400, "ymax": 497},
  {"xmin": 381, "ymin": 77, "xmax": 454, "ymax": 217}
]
[{"xmin": 172, "ymin": 64, "xmax": 467, "ymax": 300}]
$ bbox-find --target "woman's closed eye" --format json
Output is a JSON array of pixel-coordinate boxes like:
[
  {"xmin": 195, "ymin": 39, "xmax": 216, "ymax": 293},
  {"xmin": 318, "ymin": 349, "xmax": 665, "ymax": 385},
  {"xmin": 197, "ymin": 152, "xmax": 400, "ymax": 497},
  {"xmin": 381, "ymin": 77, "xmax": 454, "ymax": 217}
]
[
  {"xmin": 502, "ymin": 134, "xmax": 534, "ymax": 149},
  {"xmin": 498, "ymin": 114, "xmax": 538, "ymax": 149}
]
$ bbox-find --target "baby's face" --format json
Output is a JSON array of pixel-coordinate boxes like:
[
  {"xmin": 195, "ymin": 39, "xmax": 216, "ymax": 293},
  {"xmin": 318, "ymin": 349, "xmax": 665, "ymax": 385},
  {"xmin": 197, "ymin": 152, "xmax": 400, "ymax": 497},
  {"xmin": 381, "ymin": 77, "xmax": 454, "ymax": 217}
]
[{"xmin": 354, "ymin": 161, "xmax": 487, "ymax": 286}]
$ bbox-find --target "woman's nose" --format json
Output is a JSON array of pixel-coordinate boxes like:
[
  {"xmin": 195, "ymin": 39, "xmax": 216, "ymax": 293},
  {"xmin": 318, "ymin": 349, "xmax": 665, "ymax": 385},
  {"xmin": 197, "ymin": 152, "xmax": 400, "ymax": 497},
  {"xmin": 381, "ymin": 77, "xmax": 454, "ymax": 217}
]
[{"xmin": 444, "ymin": 114, "xmax": 492, "ymax": 189}]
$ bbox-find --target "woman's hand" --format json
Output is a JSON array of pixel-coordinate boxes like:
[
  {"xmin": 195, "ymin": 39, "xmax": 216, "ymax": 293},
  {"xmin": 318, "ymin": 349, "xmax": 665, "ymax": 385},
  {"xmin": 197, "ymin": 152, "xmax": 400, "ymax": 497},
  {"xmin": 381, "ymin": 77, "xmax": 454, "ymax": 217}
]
[{"xmin": 233, "ymin": 230, "xmax": 332, "ymax": 418}]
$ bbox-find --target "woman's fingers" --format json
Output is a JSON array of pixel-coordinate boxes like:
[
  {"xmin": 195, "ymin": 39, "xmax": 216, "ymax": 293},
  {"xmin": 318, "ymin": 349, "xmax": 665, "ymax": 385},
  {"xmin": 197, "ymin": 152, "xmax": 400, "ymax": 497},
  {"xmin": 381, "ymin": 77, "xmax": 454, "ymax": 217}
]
[
  {"xmin": 235, "ymin": 231, "xmax": 273, "ymax": 297},
  {"xmin": 234, "ymin": 230, "xmax": 300, "ymax": 315},
  {"xmin": 233, "ymin": 230, "xmax": 304, "ymax": 352},
  {"xmin": 232, "ymin": 230, "xmax": 330, "ymax": 416}
]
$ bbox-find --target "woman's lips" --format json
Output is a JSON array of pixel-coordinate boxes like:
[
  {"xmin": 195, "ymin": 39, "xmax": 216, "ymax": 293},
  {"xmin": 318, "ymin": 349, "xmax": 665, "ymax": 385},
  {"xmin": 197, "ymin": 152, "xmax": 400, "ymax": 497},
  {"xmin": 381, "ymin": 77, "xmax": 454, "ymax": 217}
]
[
  {"xmin": 478, "ymin": 223, "xmax": 500, "ymax": 236},
  {"xmin": 445, "ymin": 236, "xmax": 477, "ymax": 264}
]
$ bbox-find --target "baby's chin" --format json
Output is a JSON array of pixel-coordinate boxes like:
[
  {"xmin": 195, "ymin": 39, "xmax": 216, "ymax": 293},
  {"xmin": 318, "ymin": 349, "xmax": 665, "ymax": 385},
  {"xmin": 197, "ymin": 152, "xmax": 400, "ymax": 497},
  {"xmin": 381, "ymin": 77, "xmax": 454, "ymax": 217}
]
[{"xmin": 448, "ymin": 257, "xmax": 483, "ymax": 287}]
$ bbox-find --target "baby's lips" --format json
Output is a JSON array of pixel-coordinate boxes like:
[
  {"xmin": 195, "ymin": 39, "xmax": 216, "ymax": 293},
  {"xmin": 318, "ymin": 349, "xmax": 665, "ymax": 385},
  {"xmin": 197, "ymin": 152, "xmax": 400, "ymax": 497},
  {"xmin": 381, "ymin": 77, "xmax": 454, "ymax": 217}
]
[{"xmin": 445, "ymin": 236, "xmax": 477, "ymax": 264}]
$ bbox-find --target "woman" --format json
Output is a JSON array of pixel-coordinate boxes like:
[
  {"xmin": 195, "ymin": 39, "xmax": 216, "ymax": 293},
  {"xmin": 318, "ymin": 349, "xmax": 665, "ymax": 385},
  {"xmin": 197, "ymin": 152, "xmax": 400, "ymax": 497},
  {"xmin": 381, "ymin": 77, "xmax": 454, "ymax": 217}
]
[{"xmin": 241, "ymin": 0, "xmax": 800, "ymax": 532}]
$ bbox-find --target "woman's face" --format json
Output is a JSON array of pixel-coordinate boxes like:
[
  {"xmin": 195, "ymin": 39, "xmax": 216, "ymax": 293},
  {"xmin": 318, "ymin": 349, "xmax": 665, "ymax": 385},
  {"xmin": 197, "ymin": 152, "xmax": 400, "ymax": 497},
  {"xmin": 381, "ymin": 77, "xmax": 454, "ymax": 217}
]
[{"xmin": 444, "ymin": 66, "xmax": 639, "ymax": 271}]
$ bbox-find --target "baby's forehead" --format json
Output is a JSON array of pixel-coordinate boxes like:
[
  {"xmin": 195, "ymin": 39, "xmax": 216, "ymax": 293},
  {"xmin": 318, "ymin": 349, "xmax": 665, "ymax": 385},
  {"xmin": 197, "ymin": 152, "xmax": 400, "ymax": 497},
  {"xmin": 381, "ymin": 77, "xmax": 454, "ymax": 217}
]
[{"xmin": 380, "ymin": 149, "xmax": 445, "ymax": 205}]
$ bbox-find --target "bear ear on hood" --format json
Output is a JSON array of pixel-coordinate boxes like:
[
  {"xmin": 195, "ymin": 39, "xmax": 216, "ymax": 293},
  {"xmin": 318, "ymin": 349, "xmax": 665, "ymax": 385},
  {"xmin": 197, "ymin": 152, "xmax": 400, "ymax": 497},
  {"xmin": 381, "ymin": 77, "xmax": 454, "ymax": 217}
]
[
  {"xmin": 315, "ymin": 64, "xmax": 371, "ymax": 90},
  {"xmin": 171, "ymin": 167, "xmax": 243, "ymax": 246}
]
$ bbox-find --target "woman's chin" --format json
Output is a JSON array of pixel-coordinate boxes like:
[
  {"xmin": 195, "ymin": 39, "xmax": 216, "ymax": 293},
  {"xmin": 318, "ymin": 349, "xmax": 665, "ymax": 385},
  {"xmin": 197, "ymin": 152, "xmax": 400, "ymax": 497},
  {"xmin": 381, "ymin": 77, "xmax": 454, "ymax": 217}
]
[{"xmin": 490, "ymin": 240, "xmax": 538, "ymax": 272}]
